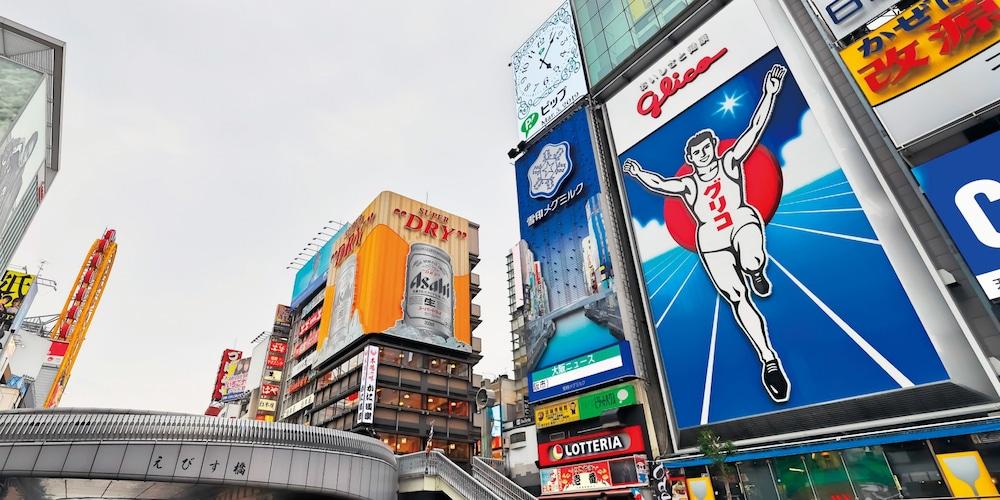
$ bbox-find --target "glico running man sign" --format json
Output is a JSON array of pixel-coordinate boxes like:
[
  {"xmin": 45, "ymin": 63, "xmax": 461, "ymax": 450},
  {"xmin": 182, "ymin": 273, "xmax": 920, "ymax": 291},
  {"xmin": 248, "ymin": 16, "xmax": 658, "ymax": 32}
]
[{"xmin": 605, "ymin": 0, "xmax": 997, "ymax": 437}]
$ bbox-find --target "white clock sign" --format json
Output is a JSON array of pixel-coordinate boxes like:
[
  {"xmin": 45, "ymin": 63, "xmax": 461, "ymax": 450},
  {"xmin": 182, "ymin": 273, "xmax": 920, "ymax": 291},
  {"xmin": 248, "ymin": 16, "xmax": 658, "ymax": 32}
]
[{"xmin": 511, "ymin": 0, "xmax": 587, "ymax": 141}]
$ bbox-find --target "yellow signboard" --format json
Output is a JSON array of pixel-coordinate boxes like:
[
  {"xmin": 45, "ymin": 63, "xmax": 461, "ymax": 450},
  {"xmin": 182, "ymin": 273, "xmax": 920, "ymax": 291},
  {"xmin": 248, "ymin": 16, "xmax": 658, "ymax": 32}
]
[
  {"xmin": 686, "ymin": 477, "xmax": 716, "ymax": 500},
  {"xmin": 839, "ymin": 0, "xmax": 1000, "ymax": 106},
  {"xmin": 535, "ymin": 400, "xmax": 579, "ymax": 428},
  {"xmin": 936, "ymin": 450, "xmax": 1000, "ymax": 498}
]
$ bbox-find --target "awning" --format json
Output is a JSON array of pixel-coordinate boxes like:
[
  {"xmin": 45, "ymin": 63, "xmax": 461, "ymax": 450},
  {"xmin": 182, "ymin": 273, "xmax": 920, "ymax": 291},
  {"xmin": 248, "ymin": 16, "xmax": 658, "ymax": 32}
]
[{"xmin": 662, "ymin": 416, "xmax": 1000, "ymax": 468}]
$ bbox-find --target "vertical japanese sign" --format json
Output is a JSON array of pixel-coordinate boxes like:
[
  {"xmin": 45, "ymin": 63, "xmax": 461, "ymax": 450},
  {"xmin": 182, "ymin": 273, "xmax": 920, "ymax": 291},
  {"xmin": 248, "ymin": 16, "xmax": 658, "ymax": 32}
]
[
  {"xmin": 357, "ymin": 344, "xmax": 380, "ymax": 424},
  {"xmin": 838, "ymin": 0, "xmax": 1000, "ymax": 146},
  {"xmin": 211, "ymin": 349, "xmax": 242, "ymax": 403},
  {"xmin": 913, "ymin": 130, "xmax": 1000, "ymax": 300}
]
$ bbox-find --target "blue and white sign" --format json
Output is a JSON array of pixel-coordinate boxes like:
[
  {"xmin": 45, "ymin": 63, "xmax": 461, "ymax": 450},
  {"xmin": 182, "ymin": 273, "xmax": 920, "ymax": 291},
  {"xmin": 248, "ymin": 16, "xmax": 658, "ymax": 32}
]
[
  {"xmin": 514, "ymin": 108, "xmax": 629, "ymax": 395},
  {"xmin": 607, "ymin": 0, "xmax": 959, "ymax": 429},
  {"xmin": 529, "ymin": 341, "xmax": 637, "ymax": 402},
  {"xmin": 528, "ymin": 142, "xmax": 574, "ymax": 199},
  {"xmin": 914, "ymin": 131, "xmax": 1000, "ymax": 301}
]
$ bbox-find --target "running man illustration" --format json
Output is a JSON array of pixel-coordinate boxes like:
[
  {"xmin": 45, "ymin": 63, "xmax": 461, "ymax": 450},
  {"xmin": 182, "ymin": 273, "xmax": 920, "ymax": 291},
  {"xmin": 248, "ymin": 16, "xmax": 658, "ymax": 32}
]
[{"xmin": 623, "ymin": 64, "xmax": 790, "ymax": 402}]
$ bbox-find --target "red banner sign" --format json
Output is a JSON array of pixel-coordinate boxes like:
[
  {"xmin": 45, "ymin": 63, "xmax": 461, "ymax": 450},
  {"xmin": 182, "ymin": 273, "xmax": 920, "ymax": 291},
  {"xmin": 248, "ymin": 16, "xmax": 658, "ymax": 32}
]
[
  {"xmin": 538, "ymin": 425, "xmax": 646, "ymax": 468},
  {"xmin": 260, "ymin": 383, "xmax": 281, "ymax": 398},
  {"xmin": 298, "ymin": 309, "xmax": 321, "ymax": 336},
  {"xmin": 540, "ymin": 455, "xmax": 649, "ymax": 495},
  {"xmin": 265, "ymin": 354, "xmax": 284, "ymax": 369},
  {"xmin": 269, "ymin": 340, "xmax": 287, "ymax": 355}
]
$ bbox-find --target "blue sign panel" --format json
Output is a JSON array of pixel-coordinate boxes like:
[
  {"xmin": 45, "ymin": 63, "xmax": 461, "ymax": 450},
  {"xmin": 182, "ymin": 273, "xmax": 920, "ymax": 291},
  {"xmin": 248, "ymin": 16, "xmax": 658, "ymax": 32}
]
[
  {"xmin": 913, "ymin": 131, "xmax": 1000, "ymax": 301},
  {"xmin": 612, "ymin": 45, "xmax": 948, "ymax": 427},
  {"xmin": 514, "ymin": 107, "xmax": 629, "ymax": 387},
  {"xmin": 291, "ymin": 225, "xmax": 347, "ymax": 305},
  {"xmin": 529, "ymin": 341, "xmax": 637, "ymax": 402}
]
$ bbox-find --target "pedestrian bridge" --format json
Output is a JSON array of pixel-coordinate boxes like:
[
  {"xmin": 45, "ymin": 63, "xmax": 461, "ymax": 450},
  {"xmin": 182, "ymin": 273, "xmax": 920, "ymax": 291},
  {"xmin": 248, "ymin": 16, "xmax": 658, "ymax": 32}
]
[
  {"xmin": 0, "ymin": 408, "xmax": 397, "ymax": 499},
  {"xmin": 0, "ymin": 409, "xmax": 535, "ymax": 499}
]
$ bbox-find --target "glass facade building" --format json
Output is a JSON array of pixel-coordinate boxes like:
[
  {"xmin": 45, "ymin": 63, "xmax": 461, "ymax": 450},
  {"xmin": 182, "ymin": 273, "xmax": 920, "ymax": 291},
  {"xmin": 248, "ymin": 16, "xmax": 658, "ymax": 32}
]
[
  {"xmin": 661, "ymin": 426, "xmax": 1000, "ymax": 500},
  {"xmin": 573, "ymin": 0, "xmax": 693, "ymax": 85}
]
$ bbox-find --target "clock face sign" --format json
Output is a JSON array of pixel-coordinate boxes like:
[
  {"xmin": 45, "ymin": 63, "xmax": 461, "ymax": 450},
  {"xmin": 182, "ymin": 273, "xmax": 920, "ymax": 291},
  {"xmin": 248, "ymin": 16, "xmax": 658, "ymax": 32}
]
[{"xmin": 511, "ymin": 1, "xmax": 587, "ymax": 140}]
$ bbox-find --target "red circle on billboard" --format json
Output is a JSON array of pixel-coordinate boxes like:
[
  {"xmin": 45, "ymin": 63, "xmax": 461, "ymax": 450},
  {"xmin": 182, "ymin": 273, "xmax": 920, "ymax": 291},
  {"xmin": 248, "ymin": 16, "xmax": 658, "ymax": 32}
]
[{"xmin": 663, "ymin": 139, "xmax": 782, "ymax": 252}]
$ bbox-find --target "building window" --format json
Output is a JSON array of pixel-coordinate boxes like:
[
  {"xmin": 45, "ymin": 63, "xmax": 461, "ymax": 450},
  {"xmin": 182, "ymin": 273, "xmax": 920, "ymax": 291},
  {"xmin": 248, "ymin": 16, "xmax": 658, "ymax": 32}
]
[
  {"xmin": 426, "ymin": 396, "xmax": 449, "ymax": 414},
  {"xmin": 802, "ymin": 452, "xmax": 852, "ymax": 500},
  {"xmin": 380, "ymin": 346, "xmax": 404, "ymax": 366},
  {"xmin": 377, "ymin": 388, "xmax": 399, "ymax": 406},
  {"xmin": 449, "ymin": 399, "xmax": 470, "ymax": 418},
  {"xmin": 428, "ymin": 356, "xmax": 450, "ymax": 375},
  {"xmin": 883, "ymin": 441, "xmax": 950, "ymax": 498},
  {"xmin": 446, "ymin": 441, "xmax": 471, "ymax": 461},
  {"xmin": 402, "ymin": 351, "xmax": 423, "ymax": 370},
  {"xmin": 573, "ymin": 0, "xmax": 692, "ymax": 84},
  {"xmin": 398, "ymin": 390, "xmax": 423, "ymax": 410},
  {"xmin": 772, "ymin": 455, "xmax": 814, "ymax": 500},
  {"xmin": 841, "ymin": 447, "xmax": 900, "ymax": 500}
]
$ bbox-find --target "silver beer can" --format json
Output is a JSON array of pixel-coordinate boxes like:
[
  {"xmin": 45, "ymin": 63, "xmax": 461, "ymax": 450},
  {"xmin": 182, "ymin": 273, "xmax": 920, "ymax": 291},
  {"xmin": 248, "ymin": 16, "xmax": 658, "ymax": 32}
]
[
  {"xmin": 403, "ymin": 243, "xmax": 454, "ymax": 340},
  {"xmin": 331, "ymin": 254, "xmax": 357, "ymax": 340}
]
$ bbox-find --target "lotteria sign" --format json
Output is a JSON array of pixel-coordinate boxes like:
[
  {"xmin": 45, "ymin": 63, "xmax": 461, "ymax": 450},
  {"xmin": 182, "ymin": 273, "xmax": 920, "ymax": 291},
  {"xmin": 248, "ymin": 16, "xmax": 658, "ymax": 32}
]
[
  {"xmin": 535, "ymin": 382, "xmax": 637, "ymax": 429},
  {"xmin": 538, "ymin": 425, "xmax": 646, "ymax": 467},
  {"xmin": 529, "ymin": 341, "xmax": 636, "ymax": 402}
]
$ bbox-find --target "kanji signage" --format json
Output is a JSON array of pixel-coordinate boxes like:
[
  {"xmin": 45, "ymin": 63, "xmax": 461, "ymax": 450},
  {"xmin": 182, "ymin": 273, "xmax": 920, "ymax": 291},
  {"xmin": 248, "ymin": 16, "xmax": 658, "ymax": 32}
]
[
  {"xmin": 357, "ymin": 345, "xmax": 380, "ymax": 424},
  {"xmin": 535, "ymin": 382, "xmax": 637, "ymax": 429},
  {"xmin": 540, "ymin": 455, "xmax": 649, "ymax": 495},
  {"xmin": 529, "ymin": 341, "xmax": 636, "ymax": 402},
  {"xmin": 839, "ymin": 0, "xmax": 1000, "ymax": 145}
]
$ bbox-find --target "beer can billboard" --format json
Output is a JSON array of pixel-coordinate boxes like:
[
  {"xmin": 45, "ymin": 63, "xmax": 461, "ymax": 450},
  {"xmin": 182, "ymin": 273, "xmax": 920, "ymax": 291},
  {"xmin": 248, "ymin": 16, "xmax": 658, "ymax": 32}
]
[
  {"xmin": 315, "ymin": 192, "xmax": 473, "ymax": 362},
  {"xmin": 514, "ymin": 107, "xmax": 629, "ymax": 401},
  {"xmin": 605, "ymin": 0, "xmax": 996, "ymax": 442}
]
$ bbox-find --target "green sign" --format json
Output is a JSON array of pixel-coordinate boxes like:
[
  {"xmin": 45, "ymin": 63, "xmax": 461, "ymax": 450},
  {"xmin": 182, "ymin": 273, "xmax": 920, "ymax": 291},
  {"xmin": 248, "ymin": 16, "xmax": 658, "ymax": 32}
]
[
  {"xmin": 535, "ymin": 382, "xmax": 637, "ymax": 429},
  {"xmin": 521, "ymin": 112, "xmax": 539, "ymax": 137}
]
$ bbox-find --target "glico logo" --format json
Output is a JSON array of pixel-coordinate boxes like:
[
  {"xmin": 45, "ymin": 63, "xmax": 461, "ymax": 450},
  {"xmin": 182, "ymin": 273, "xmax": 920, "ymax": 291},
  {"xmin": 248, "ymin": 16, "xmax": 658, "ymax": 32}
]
[{"xmin": 636, "ymin": 47, "xmax": 728, "ymax": 119}]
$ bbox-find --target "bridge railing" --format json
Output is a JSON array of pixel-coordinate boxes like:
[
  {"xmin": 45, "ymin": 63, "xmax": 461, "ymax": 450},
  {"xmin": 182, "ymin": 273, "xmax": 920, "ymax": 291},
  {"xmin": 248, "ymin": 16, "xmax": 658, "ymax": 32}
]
[
  {"xmin": 472, "ymin": 456, "xmax": 536, "ymax": 500},
  {"xmin": 399, "ymin": 451, "xmax": 506, "ymax": 500},
  {"xmin": 0, "ymin": 408, "xmax": 395, "ymax": 465}
]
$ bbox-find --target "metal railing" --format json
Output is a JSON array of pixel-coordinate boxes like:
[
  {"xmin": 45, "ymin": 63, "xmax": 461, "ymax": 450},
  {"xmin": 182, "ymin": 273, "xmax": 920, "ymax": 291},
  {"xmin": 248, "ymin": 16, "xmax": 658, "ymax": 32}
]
[
  {"xmin": 0, "ymin": 408, "xmax": 396, "ymax": 465},
  {"xmin": 399, "ymin": 451, "xmax": 505, "ymax": 500},
  {"xmin": 472, "ymin": 456, "xmax": 536, "ymax": 500}
]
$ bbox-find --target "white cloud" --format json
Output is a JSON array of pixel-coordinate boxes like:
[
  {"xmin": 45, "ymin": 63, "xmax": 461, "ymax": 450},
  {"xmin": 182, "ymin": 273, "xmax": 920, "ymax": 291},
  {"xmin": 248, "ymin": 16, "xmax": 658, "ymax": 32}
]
[
  {"xmin": 779, "ymin": 110, "xmax": 841, "ymax": 195},
  {"xmin": 631, "ymin": 217, "xmax": 678, "ymax": 263}
]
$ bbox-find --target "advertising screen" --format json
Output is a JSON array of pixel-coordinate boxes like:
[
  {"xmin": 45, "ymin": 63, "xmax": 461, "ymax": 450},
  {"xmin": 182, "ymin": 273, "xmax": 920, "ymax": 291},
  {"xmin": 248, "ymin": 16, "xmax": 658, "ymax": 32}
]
[
  {"xmin": 511, "ymin": 1, "xmax": 587, "ymax": 141},
  {"xmin": 913, "ymin": 131, "xmax": 1000, "ymax": 301},
  {"xmin": 211, "ymin": 349, "xmax": 242, "ymax": 403},
  {"xmin": 0, "ymin": 270, "xmax": 35, "ymax": 332},
  {"xmin": 0, "ymin": 63, "xmax": 46, "ymax": 236},
  {"xmin": 529, "ymin": 341, "xmax": 636, "ymax": 402},
  {"xmin": 838, "ymin": 0, "xmax": 1000, "ymax": 146},
  {"xmin": 514, "ymin": 107, "xmax": 629, "ymax": 399},
  {"xmin": 314, "ymin": 192, "xmax": 473, "ymax": 362},
  {"xmin": 291, "ymin": 225, "xmax": 347, "ymax": 304},
  {"xmin": 606, "ymin": 0, "xmax": 981, "ymax": 432}
]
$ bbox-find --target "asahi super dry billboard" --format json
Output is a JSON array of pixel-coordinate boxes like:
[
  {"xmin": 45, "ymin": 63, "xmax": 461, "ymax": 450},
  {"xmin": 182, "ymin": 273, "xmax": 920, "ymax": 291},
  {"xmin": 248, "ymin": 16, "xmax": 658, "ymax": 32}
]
[{"xmin": 315, "ymin": 192, "xmax": 473, "ymax": 362}]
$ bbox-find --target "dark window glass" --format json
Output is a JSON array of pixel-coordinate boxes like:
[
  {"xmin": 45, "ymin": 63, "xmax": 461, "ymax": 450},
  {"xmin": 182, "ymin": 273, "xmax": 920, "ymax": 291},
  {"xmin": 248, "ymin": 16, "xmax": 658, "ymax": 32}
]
[
  {"xmin": 883, "ymin": 441, "xmax": 949, "ymax": 498},
  {"xmin": 739, "ymin": 460, "xmax": 779, "ymax": 500},
  {"xmin": 426, "ymin": 396, "xmax": 448, "ymax": 413},
  {"xmin": 841, "ymin": 446, "xmax": 900, "ymax": 500},
  {"xmin": 773, "ymin": 456, "xmax": 815, "ymax": 500},
  {"xmin": 803, "ymin": 452, "xmax": 853, "ymax": 500}
]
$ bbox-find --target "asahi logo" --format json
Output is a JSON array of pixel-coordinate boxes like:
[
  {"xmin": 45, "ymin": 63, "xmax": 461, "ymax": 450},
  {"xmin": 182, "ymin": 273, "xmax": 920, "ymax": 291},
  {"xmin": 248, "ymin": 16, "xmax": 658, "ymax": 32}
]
[
  {"xmin": 408, "ymin": 271, "xmax": 451, "ymax": 298},
  {"xmin": 548, "ymin": 432, "xmax": 630, "ymax": 462}
]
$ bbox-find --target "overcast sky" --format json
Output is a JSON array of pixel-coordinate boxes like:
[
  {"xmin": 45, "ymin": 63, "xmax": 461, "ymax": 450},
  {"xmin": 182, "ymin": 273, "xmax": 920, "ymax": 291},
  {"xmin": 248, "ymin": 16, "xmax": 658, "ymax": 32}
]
[{"xmin": 2, "ymin": 1, "xmax": 562, "ymax": 414}]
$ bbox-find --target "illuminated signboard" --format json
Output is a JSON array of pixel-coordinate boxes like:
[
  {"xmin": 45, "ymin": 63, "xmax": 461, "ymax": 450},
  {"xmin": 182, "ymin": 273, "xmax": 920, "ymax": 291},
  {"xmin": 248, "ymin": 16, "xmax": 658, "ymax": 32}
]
[
  {"xmin": 538, "ymin": 424, "xmax": 646, "ymax": 468},
  {"xmin": 838, "ymin": 0, "xmax": 1000, "ymax": 146},
  {"xmin": 357, "ymin": 345, "xmax": 380, "ymax": 424},
  {"xmin": 535, "ymin": 382, "xmax": 637, "ymax": 429},
  {"xmin": 913, "ymin": 131, "xmax": 1000, "ymax": 301},
  {"xmin": 540, "ymin": 455, "xmax": 649, "ymax": 495},
  {"xmin": 529, "ymin": 342, "xmax": 636, "ymax": 402}
]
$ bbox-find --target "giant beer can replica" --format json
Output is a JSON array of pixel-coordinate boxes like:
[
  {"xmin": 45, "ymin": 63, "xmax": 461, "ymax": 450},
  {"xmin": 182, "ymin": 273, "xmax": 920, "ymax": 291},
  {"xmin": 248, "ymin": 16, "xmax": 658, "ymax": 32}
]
[
  {"xmin": 403, "ymin": 243, "xmax": 454, "ymax": 340},
  {"xmin": 331, "ymin": 254, "xmax": 357, "ymax": 340}
]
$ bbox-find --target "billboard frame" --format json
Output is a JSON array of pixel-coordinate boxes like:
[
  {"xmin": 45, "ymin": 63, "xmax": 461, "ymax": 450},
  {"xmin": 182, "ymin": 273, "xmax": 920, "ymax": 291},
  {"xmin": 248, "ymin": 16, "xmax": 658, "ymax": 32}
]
[{"xmin": 600, "ymin": 0, "xmax": 1000, "ymax": 453}]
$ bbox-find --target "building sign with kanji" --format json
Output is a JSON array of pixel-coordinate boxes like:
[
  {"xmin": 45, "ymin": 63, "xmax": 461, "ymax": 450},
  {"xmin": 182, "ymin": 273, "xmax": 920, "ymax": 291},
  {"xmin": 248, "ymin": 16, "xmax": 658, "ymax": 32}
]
[
  {"xmin": 529, "ymin": 341, "xmax": 637, "ymax": 402},
  {"xmin": 841, "ymin": 0, "xmax": 1000, "ymax": 105}
]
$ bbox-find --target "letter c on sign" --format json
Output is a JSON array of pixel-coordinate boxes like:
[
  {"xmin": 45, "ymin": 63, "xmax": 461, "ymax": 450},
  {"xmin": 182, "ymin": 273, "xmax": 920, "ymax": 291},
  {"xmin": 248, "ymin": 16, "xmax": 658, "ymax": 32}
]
[{"xmin": 955, "ymin": 179, "xmax": 1000, "ymax": 248}]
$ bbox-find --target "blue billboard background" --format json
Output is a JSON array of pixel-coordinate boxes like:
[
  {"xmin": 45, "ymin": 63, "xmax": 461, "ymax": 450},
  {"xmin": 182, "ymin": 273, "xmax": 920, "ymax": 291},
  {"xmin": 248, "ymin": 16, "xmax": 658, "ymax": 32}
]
[
  {"xmin": 618, "ymin": 49, "xmax": 948, "ymax": 428},
  {"xmin": 913, "ymin": 130, "xmax": 1000, "ymax": 300},
  {"xmin": 514, "ymin": 107, "xmax": 628, "ymax": 383},
  {"xmin": 291, "ymin": 225, "xmax": 347, "ymax": 306}
]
